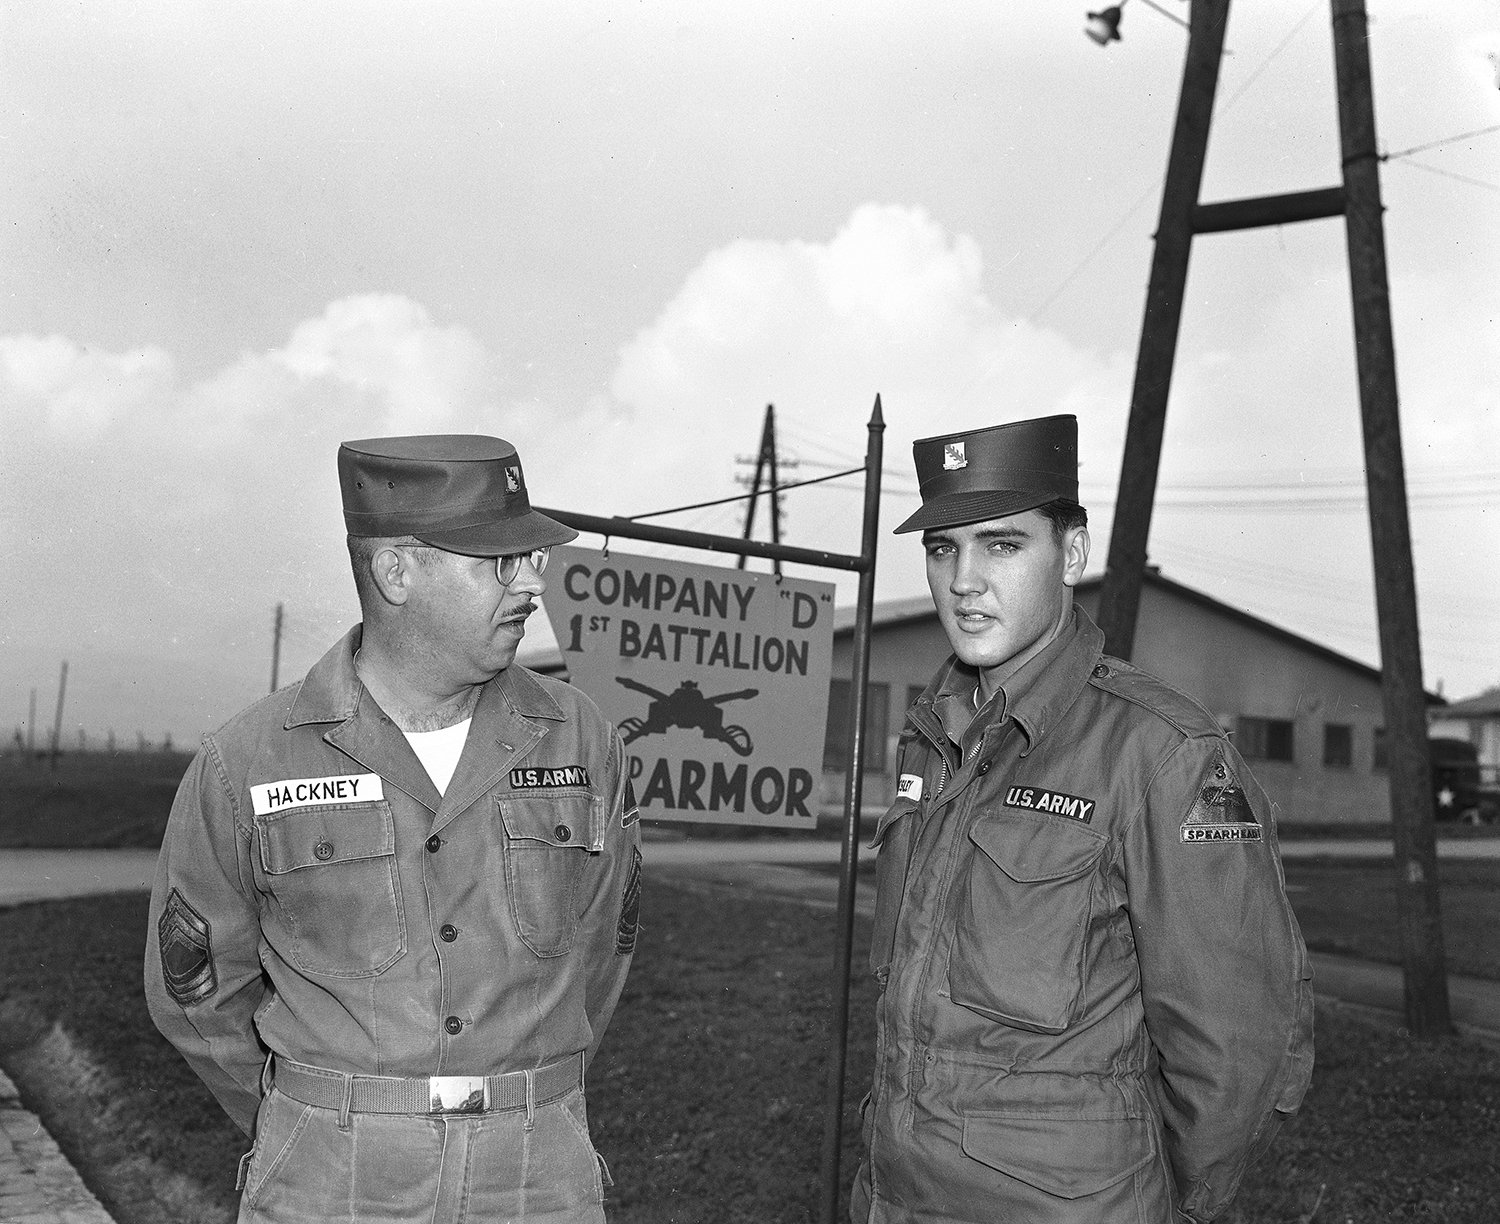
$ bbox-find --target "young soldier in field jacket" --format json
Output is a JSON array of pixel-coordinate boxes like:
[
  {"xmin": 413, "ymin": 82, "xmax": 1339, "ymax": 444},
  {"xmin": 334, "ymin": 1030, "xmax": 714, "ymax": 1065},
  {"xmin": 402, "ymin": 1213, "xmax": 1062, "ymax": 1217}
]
[
  {"xmin": 850, "ymin": 416, "xmax": 1313, "ymax": 1224},
  {"xmin": 146, "ymin": 435, "xmax": 641, "ymax": 1223}
]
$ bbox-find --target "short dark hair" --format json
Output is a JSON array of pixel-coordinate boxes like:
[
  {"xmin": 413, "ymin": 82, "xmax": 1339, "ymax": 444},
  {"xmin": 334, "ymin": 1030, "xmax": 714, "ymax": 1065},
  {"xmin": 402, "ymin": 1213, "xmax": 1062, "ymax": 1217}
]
[{"xmin": 1034, "ymin": 499, "xmax": 1088, "ymax": 537}]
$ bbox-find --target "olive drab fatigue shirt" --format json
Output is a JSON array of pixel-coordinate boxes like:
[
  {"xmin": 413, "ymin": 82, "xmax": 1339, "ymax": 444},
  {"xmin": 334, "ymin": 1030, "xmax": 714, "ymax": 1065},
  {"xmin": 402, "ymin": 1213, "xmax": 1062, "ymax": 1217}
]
[
  {"xmin": 145, "ymin": 627, "xmax": 642, "ymax": 1137},
  {"xmin": 852, "ymin": 608, "xmax": 1313, "ymax": 1224}
]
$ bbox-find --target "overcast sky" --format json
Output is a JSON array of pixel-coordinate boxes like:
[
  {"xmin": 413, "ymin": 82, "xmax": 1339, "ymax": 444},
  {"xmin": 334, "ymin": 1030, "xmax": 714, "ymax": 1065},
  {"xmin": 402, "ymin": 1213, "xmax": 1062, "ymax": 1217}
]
[{"xmin": 2, "ymin": 0, "xmax": 1496, "ymax": 746}]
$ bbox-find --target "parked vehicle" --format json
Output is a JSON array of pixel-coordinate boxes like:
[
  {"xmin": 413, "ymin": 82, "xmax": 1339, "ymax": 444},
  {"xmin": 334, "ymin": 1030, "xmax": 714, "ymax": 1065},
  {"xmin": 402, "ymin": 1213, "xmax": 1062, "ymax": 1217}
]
[{"xmin": 1430, "ymin": 737, "xmax": 1484, "ymax": 823}]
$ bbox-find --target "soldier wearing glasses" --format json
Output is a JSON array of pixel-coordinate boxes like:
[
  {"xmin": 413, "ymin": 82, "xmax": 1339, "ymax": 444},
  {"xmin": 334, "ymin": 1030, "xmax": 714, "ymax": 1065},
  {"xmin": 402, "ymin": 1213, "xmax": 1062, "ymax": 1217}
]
[{"xmin": 146, "ymin": 435, "xmax": 641, "ymax": 1222}]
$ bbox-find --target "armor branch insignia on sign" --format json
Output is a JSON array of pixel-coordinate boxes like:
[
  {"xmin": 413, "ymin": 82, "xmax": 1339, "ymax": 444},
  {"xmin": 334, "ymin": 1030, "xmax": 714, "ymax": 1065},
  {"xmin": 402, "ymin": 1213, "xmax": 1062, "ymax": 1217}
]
[
  {"xmin": 615, "ymin": 677, "xmax": 757, "ymax": 756},
  {"xmin": 1181, "ymin": 752, "xmax": 1263, "ymax": 843}
]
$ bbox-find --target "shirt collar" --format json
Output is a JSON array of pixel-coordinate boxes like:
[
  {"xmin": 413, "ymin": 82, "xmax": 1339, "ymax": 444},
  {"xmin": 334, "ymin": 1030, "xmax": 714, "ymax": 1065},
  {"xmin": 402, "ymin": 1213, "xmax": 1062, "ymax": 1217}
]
[
  {"xmin": 286, "ymin": 625, "xmax": 567, "ymax": 729},
  {"xmin": 923, "ymin": 605, "xmax": 1106, "ymax": 755}
]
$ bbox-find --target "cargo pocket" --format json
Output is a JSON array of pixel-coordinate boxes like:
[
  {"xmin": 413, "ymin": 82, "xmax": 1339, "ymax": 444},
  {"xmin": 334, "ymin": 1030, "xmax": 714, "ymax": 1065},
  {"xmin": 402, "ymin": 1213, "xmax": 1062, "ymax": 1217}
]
[
  {"xmin": 499, "ymin": 792, "xmax": 600, "ymax": 957},
  {"xmin": 256, "ymin": 802, "xmax": 405, "ymax": 977},
  {"xmin": 947, "ymin": 813, "xmax": 1106, "ymax": 1032},
  {"xmin": 962, "ymin": 1104, "xmax": 1154, "ymax": 1200}
]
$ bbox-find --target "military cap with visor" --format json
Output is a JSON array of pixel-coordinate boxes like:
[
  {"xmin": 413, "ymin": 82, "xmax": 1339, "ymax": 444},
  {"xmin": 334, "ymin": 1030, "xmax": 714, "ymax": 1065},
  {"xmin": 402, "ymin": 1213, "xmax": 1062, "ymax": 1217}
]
[
  {"xmin": 894, "ymin": 414, "xmax": 1080, "ymax": 534},
  {"xmin": 338, "ymin": 434, "xmax": 578, "ymax": 555}
]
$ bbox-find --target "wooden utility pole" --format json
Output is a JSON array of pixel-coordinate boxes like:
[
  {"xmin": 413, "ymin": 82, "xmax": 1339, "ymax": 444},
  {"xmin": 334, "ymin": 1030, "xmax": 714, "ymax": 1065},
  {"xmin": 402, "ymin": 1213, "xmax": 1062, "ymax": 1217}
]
[
  {"xmin": 271, "ymin": 602, "xmax": 285, "ymax": 693},
  {"xmin": 737, "ymin": 404, "xmax": 787, "ymax": 575},
  {"xmin": 1096, "ymin": 0, "xmax": 1450, "ymax": 1035},
  {"xmin": 1331, "ymin": 0, "xmax": 1449, "ymax": 1035},
  {"xmin": 48, "ymin": 661, "xmax": 68, "ymax": 771},
  {"xmin": 1095, "ymin": 0, "xmax": 1231, "ymax": 660}
]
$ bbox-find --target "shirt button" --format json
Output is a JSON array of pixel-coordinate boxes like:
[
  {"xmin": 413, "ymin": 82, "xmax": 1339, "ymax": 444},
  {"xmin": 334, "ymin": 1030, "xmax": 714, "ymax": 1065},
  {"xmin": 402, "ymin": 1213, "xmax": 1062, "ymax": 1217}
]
[
  {"xmin": 1092, "ymin": 663, "xmax": 1109, "ymax": 678},
  {"xmin": 554, "ymin": 824, "xmax": 572, "ymax": 843},
  {"xmin": 975, "ymin": 761, "xmax": 990, "ymax": 776},
  {"xmin": 440, "ymin": 924, "xmax": 458, "ymax": 943},
  {"xmin": 313, "ymin": 841, "xmax": 334, "ymax": 861},
  {"xmin": 444, "ymin": 1016, "xmax": 464, "ymax": 1035},
  {"xmin": 426, "ymin": 835, "xmax": 442, "ymax": 853}
]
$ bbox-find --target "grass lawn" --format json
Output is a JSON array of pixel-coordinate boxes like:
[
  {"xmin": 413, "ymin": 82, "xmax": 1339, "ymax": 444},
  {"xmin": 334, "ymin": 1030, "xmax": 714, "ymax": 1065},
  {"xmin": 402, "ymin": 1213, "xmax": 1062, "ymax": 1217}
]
[
  {"xmin": 0, "ymin": 751, "xmax": 192, "ymax": 849},
  {"xmin": 1286, "ymin": 857, "xmax": 1500, "ymax": 981},
  {"xmin": 4, "ymin": 877, "xmax": 1500, "ymax": 1222}
]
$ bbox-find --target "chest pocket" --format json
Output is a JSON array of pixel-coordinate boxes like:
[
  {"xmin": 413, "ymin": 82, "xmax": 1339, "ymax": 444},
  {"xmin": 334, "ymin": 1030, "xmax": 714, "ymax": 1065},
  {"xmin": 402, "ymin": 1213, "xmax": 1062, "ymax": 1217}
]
[
  {"xmin": 498, "ymin": 791, "xmax": 601, "ymax": 958},
  {"xmin": 948, "ymin": 813, "xmax": 1106, "ymax": 1033},
  {"xmin": 256, "ymin": 802, "xmax": 406, "ymax": 977}
]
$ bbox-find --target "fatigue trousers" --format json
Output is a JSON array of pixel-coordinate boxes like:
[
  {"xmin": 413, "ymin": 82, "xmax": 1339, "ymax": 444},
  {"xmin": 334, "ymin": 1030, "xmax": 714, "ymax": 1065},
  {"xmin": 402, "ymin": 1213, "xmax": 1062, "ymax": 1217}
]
[{"xmin": 237, "ymin": 1086, "xmax": 610, "ymax": 1223}]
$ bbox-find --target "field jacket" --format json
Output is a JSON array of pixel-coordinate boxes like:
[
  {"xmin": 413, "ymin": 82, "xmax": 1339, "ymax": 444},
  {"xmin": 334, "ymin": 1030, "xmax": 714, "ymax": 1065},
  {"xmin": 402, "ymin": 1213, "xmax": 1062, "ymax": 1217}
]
[
  {"xmin": 852, "ymin": 609, "xmax": 1313, "ymax": 1224},
  {"xmin": 144, "ymin": 627, "xmax": 640, "ymax": 1137}
]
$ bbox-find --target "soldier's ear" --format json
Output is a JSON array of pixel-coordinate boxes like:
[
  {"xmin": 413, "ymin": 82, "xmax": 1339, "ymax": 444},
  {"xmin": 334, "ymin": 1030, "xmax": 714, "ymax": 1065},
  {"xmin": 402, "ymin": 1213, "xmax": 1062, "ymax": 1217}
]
[
  {"xmin": 1061, "ymin": 525, "xmax": 1090, "ymax": 587},
  {"xmin": 369, "ymin": 545, "xmax": 414, "ymax": 607}
]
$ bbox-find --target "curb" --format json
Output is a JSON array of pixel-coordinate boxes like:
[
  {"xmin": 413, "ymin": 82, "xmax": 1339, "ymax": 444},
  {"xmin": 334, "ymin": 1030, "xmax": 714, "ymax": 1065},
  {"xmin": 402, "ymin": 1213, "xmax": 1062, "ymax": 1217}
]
[{"xmin": 0, "ymin": 1068, "xmax": 115, "ymax": 1224}]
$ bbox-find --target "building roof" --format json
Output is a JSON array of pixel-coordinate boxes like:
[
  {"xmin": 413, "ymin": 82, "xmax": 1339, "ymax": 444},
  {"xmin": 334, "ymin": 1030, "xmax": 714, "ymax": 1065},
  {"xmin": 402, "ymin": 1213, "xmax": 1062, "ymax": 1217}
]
[
  {"xmin": 836, "ymin": 569, "xmax": 1445, "ymax": 704},
  {"xmin": 1435, "ymin": 686, "xmax": 1500, "ymax": 718}
]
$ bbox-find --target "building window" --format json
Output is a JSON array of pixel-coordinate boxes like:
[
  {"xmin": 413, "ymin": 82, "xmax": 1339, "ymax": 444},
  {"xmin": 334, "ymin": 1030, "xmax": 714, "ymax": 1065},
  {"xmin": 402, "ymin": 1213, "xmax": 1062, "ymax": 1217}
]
[
  {"xmin": 823, "ymin": 679, "xmax": 890, "ymax": 773},
  {"xmin": 1323, "ymin": 724, "xmax": 1353, "ymax": 769},
  {"xmin": 1374, "ymin": 726, "xmax": 1388, "ymax": 771},
  {"xmin": 1237, "ymin": 716, "xmax": 1295, "ymax": 763}
]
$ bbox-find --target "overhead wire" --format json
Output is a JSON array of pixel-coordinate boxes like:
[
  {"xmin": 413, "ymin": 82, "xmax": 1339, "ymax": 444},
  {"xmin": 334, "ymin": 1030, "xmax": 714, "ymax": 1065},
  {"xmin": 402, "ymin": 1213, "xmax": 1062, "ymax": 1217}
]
[
  {"xmin": 1383, "ymin": 122, "xmax": 1500, "ymax": 162},
  {"xmin": 1384, "ymin": 158, "xmax": 1500, "ymax": 195},
  {"xmin": 1025, "ymin": 1, "xmax": 1322, "ymax": 328}
]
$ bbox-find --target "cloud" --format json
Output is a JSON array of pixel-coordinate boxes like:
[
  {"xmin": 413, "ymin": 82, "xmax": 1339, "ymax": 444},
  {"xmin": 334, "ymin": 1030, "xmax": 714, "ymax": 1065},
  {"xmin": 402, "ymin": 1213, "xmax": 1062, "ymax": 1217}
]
[
  {"xmin": 272, "ymin": 295, "xmax": 500, "ymax": 434},
  {"xmin": 607, "ymin": 203, "xmax": 1122, "ymax": 516},
  {"xmin": 0, "ymin": 333, "xmax": 175, "ymax": 436},
  {"xmin": 0, "ymin": 295, "xmax": 507, "ymax": 736}
]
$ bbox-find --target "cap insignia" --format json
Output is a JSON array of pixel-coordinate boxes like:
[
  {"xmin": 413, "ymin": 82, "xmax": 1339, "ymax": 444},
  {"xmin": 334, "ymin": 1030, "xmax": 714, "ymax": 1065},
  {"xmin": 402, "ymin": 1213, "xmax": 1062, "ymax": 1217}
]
[
  {"xmin": 943, "ymin": 442, "xmax": 967, "ymax": 471},
  {"xmin": 504, "ymin": 465, "xmax": 523, "ymax": 494}
]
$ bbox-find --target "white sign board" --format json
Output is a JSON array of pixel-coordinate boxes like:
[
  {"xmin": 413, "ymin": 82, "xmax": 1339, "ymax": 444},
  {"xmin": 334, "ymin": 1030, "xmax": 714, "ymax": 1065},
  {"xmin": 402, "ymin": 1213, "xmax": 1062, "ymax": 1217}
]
[{"xmin": 544, "ymin": 546, "xmax": 836, "ymax": 828}]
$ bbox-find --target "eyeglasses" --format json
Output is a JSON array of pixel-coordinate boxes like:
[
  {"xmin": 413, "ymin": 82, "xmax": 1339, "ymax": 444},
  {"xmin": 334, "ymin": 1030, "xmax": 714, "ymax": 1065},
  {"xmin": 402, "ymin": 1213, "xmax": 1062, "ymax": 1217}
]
[{"xmin": 496, "ymin": 547, "xmax": 551, "ymax": 586}]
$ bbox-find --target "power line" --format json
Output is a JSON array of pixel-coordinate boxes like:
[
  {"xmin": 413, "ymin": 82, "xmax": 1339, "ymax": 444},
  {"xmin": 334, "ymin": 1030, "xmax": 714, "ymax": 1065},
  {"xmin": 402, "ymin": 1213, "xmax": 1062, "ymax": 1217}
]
[
  {"xmin": 1027, "ymin": 1, "xmax": 1321, "ymax": 326},
  {"xmin": 1384, "ymin": 122, "xmax": 1500, "ymax": 162},
  {"xmin": 621, "ymin": 464, "xmax": 864, "ymax": 523},
  {"xmin": 1386, "ymin": 157, "xmax": 1500, "ymax": 195},
  {"xmin": 1215, "ymin": 2, "xmax": 1320, "ymax": 114}
]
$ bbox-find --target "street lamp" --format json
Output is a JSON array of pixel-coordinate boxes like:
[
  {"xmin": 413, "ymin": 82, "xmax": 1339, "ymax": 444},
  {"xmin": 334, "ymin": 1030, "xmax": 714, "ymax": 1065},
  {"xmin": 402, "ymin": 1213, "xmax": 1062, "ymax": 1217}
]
[{"xmin": 1085, "ymin": 4, "xmax": 1124, "ymax": 45}]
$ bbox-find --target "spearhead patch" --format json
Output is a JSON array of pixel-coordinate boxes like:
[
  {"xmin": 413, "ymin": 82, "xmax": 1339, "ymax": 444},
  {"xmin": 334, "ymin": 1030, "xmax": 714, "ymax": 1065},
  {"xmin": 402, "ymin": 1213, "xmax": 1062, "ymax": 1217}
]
[{"xmin": 1181, "ymin": 751, "xmax": 1262, "ymax": 843}]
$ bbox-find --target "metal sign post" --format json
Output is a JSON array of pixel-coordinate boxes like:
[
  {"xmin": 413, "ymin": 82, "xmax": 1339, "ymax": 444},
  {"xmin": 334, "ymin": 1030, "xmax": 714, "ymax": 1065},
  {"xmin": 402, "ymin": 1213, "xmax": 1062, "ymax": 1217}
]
[{"xmin": 537, "ymin": 395, "xmax": 885, "ymax": 1219}]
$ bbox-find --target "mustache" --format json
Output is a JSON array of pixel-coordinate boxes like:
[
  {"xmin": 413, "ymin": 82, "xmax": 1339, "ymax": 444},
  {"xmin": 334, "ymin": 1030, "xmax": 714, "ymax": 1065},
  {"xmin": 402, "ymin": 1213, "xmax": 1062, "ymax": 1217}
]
[{"xmin": 508, "ymin": 602, "xmax": 539, "ymax": 620}]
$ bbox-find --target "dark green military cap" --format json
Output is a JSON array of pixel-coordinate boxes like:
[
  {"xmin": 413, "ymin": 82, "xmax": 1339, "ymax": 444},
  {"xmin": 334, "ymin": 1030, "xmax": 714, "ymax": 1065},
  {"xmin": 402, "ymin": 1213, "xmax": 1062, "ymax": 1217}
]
[
  {"xmin": 338, "ymin": 435, "xmax": 578, "ymax": 555},
  {"xmin": 894, "ymin": 414, "xmax": 1079, "ymax": 534}
]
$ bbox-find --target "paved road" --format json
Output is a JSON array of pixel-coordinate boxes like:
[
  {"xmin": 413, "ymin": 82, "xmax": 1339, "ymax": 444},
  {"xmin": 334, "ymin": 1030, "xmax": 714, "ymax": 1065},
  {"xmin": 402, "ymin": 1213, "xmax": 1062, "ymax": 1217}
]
[
  {"xmin": 1, "ymin": 836, "xmax": 1497, "ymax": 909},
  {"xmin": 0, "ymin": 849, "xmax": 158, "ymax": 907}
]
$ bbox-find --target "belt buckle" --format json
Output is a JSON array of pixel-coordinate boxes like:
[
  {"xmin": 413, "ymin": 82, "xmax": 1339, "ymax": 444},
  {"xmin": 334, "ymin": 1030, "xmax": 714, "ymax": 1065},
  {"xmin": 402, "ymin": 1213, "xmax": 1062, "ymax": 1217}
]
[{"xmin": 428, "ymin": 1075, "xmax": 489, "ymax": 1115}]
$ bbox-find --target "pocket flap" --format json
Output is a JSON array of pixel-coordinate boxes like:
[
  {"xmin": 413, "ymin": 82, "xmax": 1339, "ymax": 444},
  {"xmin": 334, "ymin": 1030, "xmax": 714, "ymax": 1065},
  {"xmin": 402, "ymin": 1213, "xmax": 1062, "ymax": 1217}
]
[
  {"xmin": 962, "ymin": 1110, "xmax": 1153, "ymax": 1199},
  {"xmin": 969, "ymin": 815, "xmax": 1104, "ymax": 883},
  {"xmin": 868, "ymin": 798, "xmax": 919, "ymax": 850},
  {"xmin": 259, "ymin": 804, "xmax": 394, "ymax": 874},
  {"xmin": 499, "ymin": 793, "xmax": 599, "ymax": 850}
]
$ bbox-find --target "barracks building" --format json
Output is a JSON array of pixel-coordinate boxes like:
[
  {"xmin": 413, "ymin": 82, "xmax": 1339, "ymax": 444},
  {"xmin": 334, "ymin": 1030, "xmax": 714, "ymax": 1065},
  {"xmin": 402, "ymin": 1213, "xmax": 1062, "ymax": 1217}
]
[{"xmin": 820, "ymin": 568, "xmax": 1443, "ymax": 827}]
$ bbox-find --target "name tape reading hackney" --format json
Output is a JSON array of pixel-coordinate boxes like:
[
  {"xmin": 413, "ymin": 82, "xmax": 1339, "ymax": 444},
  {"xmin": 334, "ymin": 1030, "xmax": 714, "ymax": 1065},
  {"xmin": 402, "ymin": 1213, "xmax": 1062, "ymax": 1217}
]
[{"xmin": 544, "ymin": 546, "xmax": 836, "ymax": 828}]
